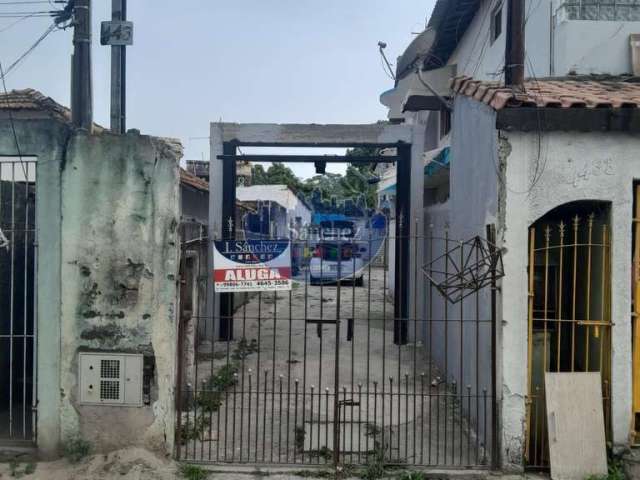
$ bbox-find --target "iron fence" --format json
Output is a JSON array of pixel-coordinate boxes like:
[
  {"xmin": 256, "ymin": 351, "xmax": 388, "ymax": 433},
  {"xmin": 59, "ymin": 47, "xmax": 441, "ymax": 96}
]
[{"xmin": 175, "ymin": 225, "xmax": 499, "ymax": 468}]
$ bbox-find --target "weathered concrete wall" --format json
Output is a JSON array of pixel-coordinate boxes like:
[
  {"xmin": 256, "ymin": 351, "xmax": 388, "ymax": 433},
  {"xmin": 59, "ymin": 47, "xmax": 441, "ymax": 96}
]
[
  {"xmin": 501, "ymin": 130, "xmax": 640, "ymax": 467},
  {"xmin": 58, "ymin": 131, "xmax": 180, "ymax": 453}
]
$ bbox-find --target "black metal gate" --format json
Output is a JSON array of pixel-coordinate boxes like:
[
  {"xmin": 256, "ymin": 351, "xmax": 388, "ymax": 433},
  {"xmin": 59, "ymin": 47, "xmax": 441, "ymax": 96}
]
[{"xmin": 176, "ymin": 223, "xmax": 500, "ymax": 469}]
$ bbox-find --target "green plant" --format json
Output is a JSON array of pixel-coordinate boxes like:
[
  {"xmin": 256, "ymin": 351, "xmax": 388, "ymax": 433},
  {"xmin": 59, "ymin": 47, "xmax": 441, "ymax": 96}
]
[
  {"xmin": 178, "ymin": 414, "xmax": 209, "ymax": 444},
  {"xmin": 361, "ymin": 441, "xmax": 386, "ymax": 480},
  {"xmin": 586, "ymin": 458, "xmax": 627, "ymax": 480},
  {"xmin": 179, "ymin": 463, "xmax": 208, "ymax": 480},
  {"xmin": 295, "ymin": 426, "xmax": 306, "ymax": 452},
  {"xmin": 24, "ymin": 463, "xmax": 36, "ymax": 475},
  {"xmin": 63, "ymin": 437, "xmax": 92, "ymax": 463},
  {"xmin": 399, "ymin": 472, "xmax": 428, "ymax": 480}
]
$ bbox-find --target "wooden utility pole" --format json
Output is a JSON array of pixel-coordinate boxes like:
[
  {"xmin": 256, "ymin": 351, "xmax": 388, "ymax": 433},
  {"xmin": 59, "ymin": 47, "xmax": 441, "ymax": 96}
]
[
  {"xmin": 71, "ymin": 0, "xmax": 93, "ymax": 130},
  {"xmin": 505, "ymin": 0, "xmax": 525, "ymax": 87},
  {"xmin": 101, "ymin": 0, "xmax": 133, "ymax": 134}
]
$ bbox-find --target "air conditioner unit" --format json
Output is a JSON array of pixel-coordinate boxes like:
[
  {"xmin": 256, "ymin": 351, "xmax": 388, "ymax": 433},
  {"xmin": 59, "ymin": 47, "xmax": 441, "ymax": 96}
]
[{"xmin": 79, "ymin": 352, "xmax": 143, "ymax": 406}]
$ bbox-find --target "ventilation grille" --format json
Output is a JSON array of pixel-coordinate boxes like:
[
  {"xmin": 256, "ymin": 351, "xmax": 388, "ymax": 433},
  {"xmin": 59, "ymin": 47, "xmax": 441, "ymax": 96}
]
[
  {"xmin": 101, "ymin": 359, "xmax": 120, "ymax": 379},
  {"xmin": 79, "ymin": 353, "xmax": 142, "ymax": 405},
  {"xmin": 100, "ymin": 380, "xmax": 120, "ymax": 400}
]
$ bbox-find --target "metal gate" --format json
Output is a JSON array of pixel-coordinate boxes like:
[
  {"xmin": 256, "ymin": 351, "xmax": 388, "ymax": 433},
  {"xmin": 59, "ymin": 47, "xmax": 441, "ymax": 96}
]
[
  {"xmin": 176, "ymin": 222, "xmax": 499, "ymax": 468},
  {"xmin": 525, "ymin": 206, "xmax": 611, "ymax": 468},
  {"xmin": 0, "ymin": 157, "xmax": 37, "ymax": 444}
]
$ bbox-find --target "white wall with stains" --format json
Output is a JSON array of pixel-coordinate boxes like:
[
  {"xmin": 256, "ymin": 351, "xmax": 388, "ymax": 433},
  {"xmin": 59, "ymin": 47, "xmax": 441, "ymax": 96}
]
[{"xmin": 500, "ymin": 129, "xmax": 640, "ymax": 466}]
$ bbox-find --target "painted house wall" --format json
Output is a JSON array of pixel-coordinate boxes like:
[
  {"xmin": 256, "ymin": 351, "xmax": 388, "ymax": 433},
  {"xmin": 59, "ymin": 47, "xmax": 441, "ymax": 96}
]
[
  {"xmin": 500, "ymin": 129, "xmax": 640, "ymax": 465},
  {"xmin": 445, "ymin": 0, "xmax": 640, "ymax": 79},
  {"xmin": 0, "ymin": 116, "xmax": 181, "ymax": 456},
  {"xmin": 423, "ymin": 96, "xmax": 500, "ymax": 450},
  {"xmin": 447, "ymin": 0, "xmax": 552, "ymax": 79},
  {"xmin": 552, "ymin": 19, "xmax": 640, "ymax": 75},
  {"xmin": 0, "ymin": 117, "xmax": 68, "ymax": 456}
]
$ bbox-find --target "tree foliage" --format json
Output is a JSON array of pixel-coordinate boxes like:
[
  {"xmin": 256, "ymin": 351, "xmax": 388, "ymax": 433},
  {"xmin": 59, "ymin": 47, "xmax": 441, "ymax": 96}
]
[{"xmin": 249, "ymin": 148, "xmax": 380, "ymax": 210}]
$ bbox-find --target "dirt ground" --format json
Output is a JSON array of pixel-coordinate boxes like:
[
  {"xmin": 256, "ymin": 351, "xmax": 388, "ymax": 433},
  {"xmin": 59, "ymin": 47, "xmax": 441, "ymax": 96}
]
[
  {"xmin": 0, "ymin": 448, "xmax": 546, "ymax": 480},
  {"xmin": 0, "ymin": 448, "xmax": 177, "ymax": 480}
]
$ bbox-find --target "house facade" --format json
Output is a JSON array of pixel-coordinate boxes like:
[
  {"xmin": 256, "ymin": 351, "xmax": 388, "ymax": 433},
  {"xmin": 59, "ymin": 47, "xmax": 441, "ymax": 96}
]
[
  {"xmin": 381, "ymin": 0, "xmax": 640, "ymax": 470},
  {"xmin": 0, "ymin": 89, "xmax": 181, "ymax": 457}
]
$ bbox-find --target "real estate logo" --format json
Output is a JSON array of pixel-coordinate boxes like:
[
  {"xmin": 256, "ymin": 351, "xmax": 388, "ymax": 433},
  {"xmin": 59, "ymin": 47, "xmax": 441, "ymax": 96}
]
[{"xmin": 212, "ymin": 240, "xmax": 292, "ymax": 292}]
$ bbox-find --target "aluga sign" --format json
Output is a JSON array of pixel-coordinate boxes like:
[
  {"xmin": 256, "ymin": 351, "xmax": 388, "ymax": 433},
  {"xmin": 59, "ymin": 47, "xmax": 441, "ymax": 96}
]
[{"xmin": 213, "ymin": 240, "xmax": 292, "ymax": 292}]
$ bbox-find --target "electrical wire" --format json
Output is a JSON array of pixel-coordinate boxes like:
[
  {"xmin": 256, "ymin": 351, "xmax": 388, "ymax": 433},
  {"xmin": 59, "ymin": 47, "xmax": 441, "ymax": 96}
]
[
  {"xmin": 0, "ymin": 12, "xmax": 37, "ymax": 33},
  {"xmin": 0, "ymin": 21, "xmax": 57, "ymax": 80},
  {"xmin": 0, "ymin": 58, "xmax": 29, "ymax": 182},
  {"xmin": 0, "ymin": 1, "xmax": 58, "ymax": 4}
]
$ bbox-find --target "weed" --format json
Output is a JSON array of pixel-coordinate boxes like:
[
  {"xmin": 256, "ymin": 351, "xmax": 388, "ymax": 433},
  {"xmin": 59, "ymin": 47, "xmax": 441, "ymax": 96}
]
[
  {"xmin": 398, "ymin": 472, "xmax": 428, "ymax": 480},
  {"xmin": 586, "ymin": 457, "xmax": 627, "ymax": 480},
  {"xmin": 178, "ymin": 414, "xmax": 209, "ymax": 444},
  {"xmin": 361, "ymin": 441, "xmax": 386, "ymax": 480},
  {"xmin": 295, "ymin": 425, "xmax": 306, "ymax": 452},
  {"xmin": 24, "ymin": 463, "xmax": 36, "ymax": 475},
  {"xmin": 63, "ymin": 437, "xmax": 92, "ymax": 463},
  {"xmin": 290, "ymin": 470, "xmax": 334, "ymax": 478},
  {"xmin": 179, "ymin": 463, "xmax": 208, "ymax": 480}
]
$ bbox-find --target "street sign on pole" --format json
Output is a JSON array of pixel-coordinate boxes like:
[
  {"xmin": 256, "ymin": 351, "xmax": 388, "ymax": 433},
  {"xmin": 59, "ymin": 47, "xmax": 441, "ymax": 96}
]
[{"xmin": 100, "ymin": 20, "xmax": 133, "ymax": 46}]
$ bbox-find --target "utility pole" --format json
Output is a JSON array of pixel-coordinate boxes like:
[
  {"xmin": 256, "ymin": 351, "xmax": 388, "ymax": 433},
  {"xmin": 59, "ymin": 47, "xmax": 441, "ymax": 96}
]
[
  {"xmin": 505, "ymin": 0, "xmax": 525, "ymax": 87},
  {"xmin": 71, "ymin": 0, "xmax": 93, "ymax": 130},
  {"xmin": 101, "ymin": 0, "xmax": 133, "ymax": 134},
  {"xmin": 110, "ymin": 0, "xmax": 126, "ymax": 133}
]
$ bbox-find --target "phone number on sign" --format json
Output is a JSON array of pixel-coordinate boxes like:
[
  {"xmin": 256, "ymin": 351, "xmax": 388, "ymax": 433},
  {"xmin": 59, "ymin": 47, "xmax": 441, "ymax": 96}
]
[{"xmin": 214, "ymin": 279, "xmax": 291, "ymax": 292}]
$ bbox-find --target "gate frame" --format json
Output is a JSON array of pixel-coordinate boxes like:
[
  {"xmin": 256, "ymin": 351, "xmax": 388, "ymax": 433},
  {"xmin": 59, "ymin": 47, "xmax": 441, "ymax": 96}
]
[{"xmin": 208, "ymin": 123, "xmax": 426, "ymax": 347}]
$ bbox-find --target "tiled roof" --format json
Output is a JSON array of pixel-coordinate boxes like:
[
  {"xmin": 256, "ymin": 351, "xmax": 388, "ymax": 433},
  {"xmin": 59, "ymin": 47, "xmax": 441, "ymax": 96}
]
[
  {"xmin": 0, "ymin": 88, "xmax": 71, "ymax": 121},
  {"xmin": 450, "ymin": 76, "xmax": 640, "ymax": 110},
  {"xmin": 180, "ymin": 167, "xmax": 209, "ymax": 192}
]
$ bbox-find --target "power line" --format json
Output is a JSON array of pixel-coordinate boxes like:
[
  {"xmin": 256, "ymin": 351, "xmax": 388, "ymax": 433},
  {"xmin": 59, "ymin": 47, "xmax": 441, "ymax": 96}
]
[
  {"xmin": 0, "ymin": 12, "xmax": 37, "ymax": 33},
  {"xmin": 0, "ymin": 22, "xmax": 57, "ymax": 80},
  {"xmin": 0, "ymin": 59, "xmax": 29, "ymax": 182},
  {"xmin": 0, "ymin": 1, "xmax": 60, "ymax": 4}
]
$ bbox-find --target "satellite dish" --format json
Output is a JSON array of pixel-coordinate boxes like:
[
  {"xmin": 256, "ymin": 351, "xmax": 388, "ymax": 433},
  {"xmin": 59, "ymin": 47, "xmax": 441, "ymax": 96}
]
[{"xmin": 396, "ymin": 28, "xmax": 437, "ymax": 78}]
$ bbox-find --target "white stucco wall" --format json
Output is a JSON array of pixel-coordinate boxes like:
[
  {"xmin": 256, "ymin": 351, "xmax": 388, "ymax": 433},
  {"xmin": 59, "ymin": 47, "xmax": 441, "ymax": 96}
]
[
  {"xmin": 553, "ymin": 19, "xmax": 640, "ymax": 75},
  {"xmin": 237, "ymin": 184, "xmax": 312, "ymax": 230},
  {"xmin": 423, "ymin": 96, "xmax": 500, "ymax": 453},
  {"xmin": 500, "ymin": 129, "xmax": 640, "ymax": 465},
  {"xmin": 447, "ymin": 0, "xmax": 552, "ymax": 79},
  {"xmin": 444, "ymin": 0, "xmax": 640, "ymax": 79}
]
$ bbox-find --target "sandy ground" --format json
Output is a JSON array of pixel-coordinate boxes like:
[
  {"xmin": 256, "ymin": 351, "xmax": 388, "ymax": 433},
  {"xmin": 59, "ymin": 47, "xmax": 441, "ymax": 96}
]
[
  {"xmin": 0, "ymin": 448, "xmax": 177, "ymax": 480},
  {"xmin": 180, "ymin": 267, "xmax": 482, "ymax": 467},
  {"xmin": 0, "ymin": 448, "xmax": 544, "ymax": 480}
]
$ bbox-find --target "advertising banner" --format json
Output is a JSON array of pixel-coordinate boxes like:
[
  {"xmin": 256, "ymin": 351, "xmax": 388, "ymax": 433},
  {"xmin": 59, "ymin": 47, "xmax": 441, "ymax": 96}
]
[{"xmin": 213, "ymin": 239, "xmax": 292, "ymax": 292}]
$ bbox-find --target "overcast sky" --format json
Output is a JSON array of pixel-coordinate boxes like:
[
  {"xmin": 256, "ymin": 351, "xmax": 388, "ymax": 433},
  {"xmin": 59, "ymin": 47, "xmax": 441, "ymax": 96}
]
[{"xmin": 1, "ymin": 1, "xmax": 432, "ymax": 178}]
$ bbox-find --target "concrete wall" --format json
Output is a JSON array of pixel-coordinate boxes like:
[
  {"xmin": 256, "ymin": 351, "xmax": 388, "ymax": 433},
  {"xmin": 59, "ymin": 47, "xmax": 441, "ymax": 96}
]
[
  {"xmin": 446, "ymin": 0, "xmax": 640, "ymax": 79},
  {"xmin": 448, "ymin": 0, "xmax": 552, "ymax": 80},
  {"xmin": 0, "ymin": 116, "xmax": 181, "ymax": 456},
  {"xmin": 423, "ymin": 96, "xmax": 500, "ymax": 453},
  {"xmin": 0, "ymin": 116, "xmax": 69, "ymax": 456},
  {"xmin": 552, "ymin": 19, "xmax": 640, "ymax": 75},
  {"xmin": 58, "ymin": 131, "xmax": 180, "ymax": 454},
  {"xmin": 500, "ymin": 129, "xmax": 640, "ymax": 467}
]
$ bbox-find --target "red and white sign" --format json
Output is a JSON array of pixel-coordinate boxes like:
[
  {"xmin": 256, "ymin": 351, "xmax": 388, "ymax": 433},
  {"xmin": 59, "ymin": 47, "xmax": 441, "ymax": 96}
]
[{"xmin": 213, "ymin": 240, "xmax": 292, "ymax": 292}]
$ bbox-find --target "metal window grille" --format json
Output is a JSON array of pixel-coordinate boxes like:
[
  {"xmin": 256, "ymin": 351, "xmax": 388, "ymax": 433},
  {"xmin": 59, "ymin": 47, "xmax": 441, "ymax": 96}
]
[{"xmin": 0, "ymin": 157, "xmax": 37, "ymax": 443}]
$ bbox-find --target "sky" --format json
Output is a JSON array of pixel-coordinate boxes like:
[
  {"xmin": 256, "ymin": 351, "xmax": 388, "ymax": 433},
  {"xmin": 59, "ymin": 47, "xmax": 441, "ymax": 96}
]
[{"xmin": 1, "ymin": 1, "xmax": 433, "ymax": 178}]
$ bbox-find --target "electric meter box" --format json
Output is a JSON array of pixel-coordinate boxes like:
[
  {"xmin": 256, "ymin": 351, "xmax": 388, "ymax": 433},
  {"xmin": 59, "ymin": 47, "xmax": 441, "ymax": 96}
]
[{"xmin": 78, "ymin": 352, "xmax": 143, "ymax": 406}]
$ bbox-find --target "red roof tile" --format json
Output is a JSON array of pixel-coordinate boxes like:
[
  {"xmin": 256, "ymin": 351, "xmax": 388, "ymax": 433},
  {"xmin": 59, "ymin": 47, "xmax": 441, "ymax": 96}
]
[
  {"xmin": 450, "ymin": 76, "xmax": 640, "ymax": 110},
  {"xmin": 180, "ymin": 168, "xmax": 209, "ymax": 192}
]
